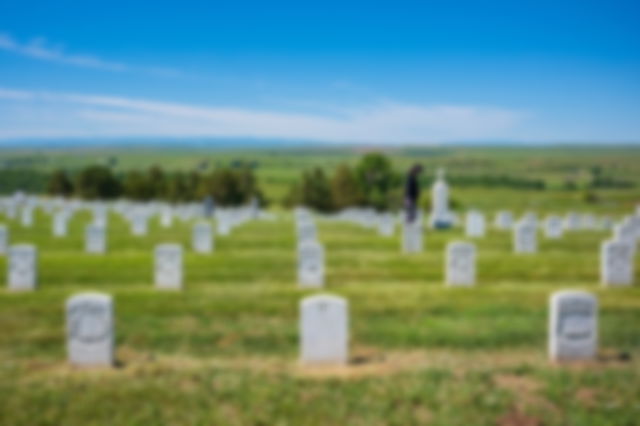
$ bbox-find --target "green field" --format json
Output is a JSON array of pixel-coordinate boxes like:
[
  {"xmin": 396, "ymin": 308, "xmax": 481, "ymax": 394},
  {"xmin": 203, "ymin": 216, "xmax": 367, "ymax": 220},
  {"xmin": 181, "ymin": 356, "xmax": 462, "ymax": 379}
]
[{"xmin": 0, "ymin": 146, "xmax": 639, "ymax": 425}]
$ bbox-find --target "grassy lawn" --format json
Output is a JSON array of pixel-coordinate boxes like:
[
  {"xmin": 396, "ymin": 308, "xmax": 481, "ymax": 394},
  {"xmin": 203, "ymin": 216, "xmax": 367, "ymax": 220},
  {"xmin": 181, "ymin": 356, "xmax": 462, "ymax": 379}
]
[{"xmin": 0, "ymin": 202, "xmax": 639, "ymax": 425}]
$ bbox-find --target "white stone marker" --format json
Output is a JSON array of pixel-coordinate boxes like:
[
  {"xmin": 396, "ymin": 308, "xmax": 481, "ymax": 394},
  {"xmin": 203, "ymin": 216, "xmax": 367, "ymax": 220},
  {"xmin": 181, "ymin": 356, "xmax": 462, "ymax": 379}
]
[
  {"xmin": 66, "ymin": 292, "xmax": 114, "ymax": 367},
  {"xmin": 160, "ymin": 209, "xmax": 173, "ymax": 228},
  {"xmin": 430, "ymin": 168, "xmax": 453, "ymax": 229},
  {"xmin": 154, "ymin": 244, "xmax": 183, "ymax": 290},
  {"xmin": 297, "ymin": 221, "xmax": 317, "ymax": 244},
  {"xmin": 600, "ymin": 239, "xmax": 634, "ymax": 286},
  {"xmin": 53, "ymin": 213, "xmax": 68, "ymax": 237},
  {"xmin": 217, "ymin": 217, "xmax": 231, "ymax": 236},
  {"xmin": 85, "ymin": 224, "xmax": 106, "ymax": 254},
  {"xmin": 192, "ymin": 222, "xmax": 213, "ymax": 253},
  {"xmin": 131, "ymin": 214, "xmax": 148, "ymax": 236},
  {"xmin": 8, "ymin": 244, "xmax": 37, "ymax": 291},
  {"xmin": 300, "ymin": 294, "xmax": 348, "ymax": 365},
  {"xmin": 549, "ymin": 290, "xmax": 597, "ymax": 362},
  {"xmin": 20, "ymin": 207, "xmax": 33, "ymax": 227},
  {"xmin": 465, "ymin": 210, "xmax": 486, "ymax": 238},
  {"xmin": 564, "ymin": 212, "xmax": 581, "ymax": 231},
  {"xmin": 445, "ymin": 241, "xmax": 476, "ymax": 286},
  {"xmin": 298, "ymin": 240, "xmax": 325, "ymax": 288},
  {"xmin": 544, "ymin": 215, "xmax": 564, "ymax": 239},
  {"xmin": 402, "ymin": 213, "xmax": 423, "ymax": 253},
  {"xmin": 378, "ymin": 213, "xmax": 395, "ymax": 237},
  {"xmin": 494, "ymin": 210, "xmax": 513, "ymax": 230},
  {"xmin": 513, "ymin": 220, "xmax": 537, "ymax": 253},
  {"xmin": 0, "ymin": 224, "xmax": 7, "ymax": 254}
]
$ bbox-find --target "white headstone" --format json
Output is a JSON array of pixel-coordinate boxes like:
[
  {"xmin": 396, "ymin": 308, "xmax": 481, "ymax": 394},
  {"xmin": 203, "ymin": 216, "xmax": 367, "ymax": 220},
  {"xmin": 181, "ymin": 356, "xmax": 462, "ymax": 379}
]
[
  {"xmin": 20, "ymin": 207, "xmax": 33, "ymax": 227},
  {"xmin": 0, "ymin": 225, "xmax": 7, "ymax": 254},
  {"xmin": 402, "ymin": 213, "xmax": 423, "ymax": 253},
  {"xmin": 154, "ymin": 244, "xmax": 183, "ymax": 290},
  {"xmin": 600, "ymin": 239, "xmax": 634, "ymax": 286},
  {"xmin": 8, "ymin": 244, "xmax": 37, "ymax": 291},
  {"xmin": 544, "ymin": 215, "xmax": 564, "ymax": 239},
  {"xmin": 494, "ymin": 210, "xmax": 513, "ymax": 230},
  {"xmin": 297, "ymin": 221, "xmax": 317, "ymax": 245},
  {"xmin": 564, "ymin": 212, "xmax": 581, "ymax": 231},
  {"xmin": 445, "ymin": 241, "xmax": 476, "ymax": 286},
  {"xmin": 300, "ymin": 294, "xmax": 348, "ymax": 365},
  {"xmin": 53, "ymin": 213, "xmax": 68, "ymax": 237},
  {"xmin": 513, "ymin": 220, "xmax": 537, "ymax": 253},
  {"xmin": 192, "ymin": 222, "xmax": 213, "ymax": 253},
  {"xmin": 160, "ymin": 209, "xmax": 173, "ymax": 228},
  {"xmin": 66, "ymin": 292, "xmax": 114, "ymax": 367},
  {"xmin": 430, "ymin": 168, "xmax": 452, "ymax": 229},
  {"xmin": 298, "ymin": 241, "xmax": 325, "ymax": 288},
  {"xmin": 85, "ymin": 224, "xmax": 106, "ymax": 254},
  {"xmin": 465, "ymin": 210, "xmax": 486, "ymax": 238},
  {"xmin": 217, "ymin": 217, "xmax": 231, "ymax": 236},
  {"xmin": 131, "ymin": 214, "xmax": 148, "ymax": 236},
  {"xmin": 378, "ymin": 213, "xmax": 395, "ymax": 237},
  {"xmin": 549, "ymin": 290, "xmax": 597, "ymax": 362}
]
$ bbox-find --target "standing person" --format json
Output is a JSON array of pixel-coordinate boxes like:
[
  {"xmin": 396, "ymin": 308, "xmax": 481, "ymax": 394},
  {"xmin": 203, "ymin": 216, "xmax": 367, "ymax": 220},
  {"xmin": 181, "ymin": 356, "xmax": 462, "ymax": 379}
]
[{"xmin": 405, "ymin": 164, "xmax": 423, "ymax": 223}]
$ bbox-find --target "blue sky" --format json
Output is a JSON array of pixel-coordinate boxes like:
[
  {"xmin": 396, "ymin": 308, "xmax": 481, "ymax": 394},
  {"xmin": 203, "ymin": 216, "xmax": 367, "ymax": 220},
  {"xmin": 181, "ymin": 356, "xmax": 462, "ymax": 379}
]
[{"xmin": 0, "ymin": 0, "xmax": 639, "ymax": 144}]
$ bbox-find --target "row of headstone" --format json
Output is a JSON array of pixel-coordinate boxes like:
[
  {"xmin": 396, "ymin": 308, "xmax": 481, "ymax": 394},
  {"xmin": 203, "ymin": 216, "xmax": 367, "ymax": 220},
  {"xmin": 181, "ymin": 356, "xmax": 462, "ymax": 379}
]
[
  {"xmin": 296, "ymin": 209, "xmax": 325, "ymax": 288},
  {"xmin": 60, "ymin": 289, "xmax": 599, "ymax": 367}
]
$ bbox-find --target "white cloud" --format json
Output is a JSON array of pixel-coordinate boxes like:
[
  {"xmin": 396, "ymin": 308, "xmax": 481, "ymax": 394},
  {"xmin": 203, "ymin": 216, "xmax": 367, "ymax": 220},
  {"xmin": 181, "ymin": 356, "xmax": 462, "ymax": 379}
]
[
  {"xmin": 0, "ymin": 87, "xmax": 525, "ymax": 143},
  {"xmin": 0, "ymin": 33, "xmax": 180, "ymax": 76}
]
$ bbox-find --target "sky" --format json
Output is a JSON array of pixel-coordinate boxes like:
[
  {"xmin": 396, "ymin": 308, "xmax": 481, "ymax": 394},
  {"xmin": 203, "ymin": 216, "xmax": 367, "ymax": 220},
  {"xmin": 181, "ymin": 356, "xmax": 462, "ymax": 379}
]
[{"xmin": 0, "ymin": 0, "xmax": 639, "ymax": 145}]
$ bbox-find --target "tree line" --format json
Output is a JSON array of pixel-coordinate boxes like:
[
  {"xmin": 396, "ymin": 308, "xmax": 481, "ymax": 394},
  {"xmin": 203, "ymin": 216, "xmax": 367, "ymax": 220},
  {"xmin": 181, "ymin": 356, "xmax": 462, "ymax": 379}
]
[{"xmin": 46, "ymin": 165, "xmax": 265, "ymax": 206}]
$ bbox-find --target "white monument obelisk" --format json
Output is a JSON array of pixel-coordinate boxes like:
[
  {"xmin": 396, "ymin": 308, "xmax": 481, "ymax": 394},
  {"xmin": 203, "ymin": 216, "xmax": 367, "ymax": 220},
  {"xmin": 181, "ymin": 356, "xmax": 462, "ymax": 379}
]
[{"xmin": 430, "ymin": 168, "xmax": 452, "ymax": 229}]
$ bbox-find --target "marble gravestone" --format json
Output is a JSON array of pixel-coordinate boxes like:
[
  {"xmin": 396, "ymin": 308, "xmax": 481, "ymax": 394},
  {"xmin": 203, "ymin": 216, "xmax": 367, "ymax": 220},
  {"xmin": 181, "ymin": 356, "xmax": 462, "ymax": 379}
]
[
  {"xmin": 85, "ymin": 224, "xmax": 106, "ymax": 254},
  {"xmin": 160, "ymin": 209, "xmax": 173, "ymax": 228},
  {"xmin": 446, "ymin": 241, "xmax": 476, "ymax": 286},
  {"xmin": 544, "ymin": 215, "xmax": 564, "ymax": 239},
  {"xmin": 192, "ymin": 222, "xmax": 213, "ymax": 253},
  {"xmin": 549, "ymin": 290, "xmax": 597, "ymax": 362},
  {"xmin": 154, "ymin": 244, "xmax": 183, "ymax": 290},
  {"xmin": 300, "ymin": 294, "xmax": 348, "ymax": 365},
  {"xmin": 494, "ymin": 210, "xmax": 514, "ymax": 230},
  {"xmin": 66, "ymin": 292, "xmax": 114, "ymax": 367},
  {"xmin": 402, "ymin": 213, "xmax": 423, "ymax": 253},
  {"xmin": 612, "ymin": 220, "xmax": 637, "ymax": 248},
  {"xmin": 298, "ymin": 240, "xmax": 325, "ymax": 288},
  {"xmin": 600, "ymin": 239, "xmax": 634, "ymax": 286},
  {"xmin": 297, "ymin": 222, "xmax": 317, "ymax": 245},
  {"xmin": 564, "ymin": 212, "xmax": 581, "ymax": 231},
  {"xmin": 465, "ymin": 211, "xmax": 486, "ymax": 238},
  {"xmin": 513, "ymin": 220, "xmax": 537, "ymax": 253},
  {"xmin": 429, "ymin": 168, "xmax": 452, "ymax": 229},
  {"xmin": 8, "ymin": 244, "xmax": 37, "ymax": 291},
  {"xmin": 131, "ymin": 214, "xmax": 148, "ymax": 236},
  {"xmin": 20, "ymin": 207, "xmax": 33, "ymax": 227},
  {"xmin": 0, "ymin": 224, "xmax": 7, "ymax": 254},
  {"xmin": 217, "ymin": 217, "xmax": 231, "ymax": 236},
  {"xmin": 378, "ymin": 213, "xmax": 395, "ymax": 237},
  {"xmin": 53, "ymin": 213, "xmax": 68, "ymax": 237}
]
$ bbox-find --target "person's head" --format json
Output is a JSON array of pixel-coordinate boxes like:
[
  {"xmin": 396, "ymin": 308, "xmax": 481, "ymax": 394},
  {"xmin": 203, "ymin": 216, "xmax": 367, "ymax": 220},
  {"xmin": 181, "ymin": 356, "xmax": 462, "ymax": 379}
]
[{"xmin": 409, "ymin": 164, "xmax": 423, "ymax": 176}]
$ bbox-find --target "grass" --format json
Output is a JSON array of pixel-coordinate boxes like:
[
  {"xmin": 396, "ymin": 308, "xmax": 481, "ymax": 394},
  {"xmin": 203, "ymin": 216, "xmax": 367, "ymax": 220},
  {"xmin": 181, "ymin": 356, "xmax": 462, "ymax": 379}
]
[
  {"xmin": 0, "ymin": 145, "xmax": 639, "ymax": 424},
  {"xmin": 0, "ymin": 204, "xmax": 639, "ymax": 425}
]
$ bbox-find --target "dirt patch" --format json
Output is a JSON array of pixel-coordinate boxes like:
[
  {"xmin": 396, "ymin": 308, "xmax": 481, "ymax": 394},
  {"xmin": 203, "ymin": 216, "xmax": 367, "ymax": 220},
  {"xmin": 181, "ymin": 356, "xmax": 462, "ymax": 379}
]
[
  {"xmin": 494, "ymin": 374, "xmax": 559, "ymax": 420},
  {"xmin": 497, "ymin": 407, "xmax": 541, "ymax": 426},
  {"xmin": 575, "ymin": 387, "xmax": 598, "ymax": 408}
]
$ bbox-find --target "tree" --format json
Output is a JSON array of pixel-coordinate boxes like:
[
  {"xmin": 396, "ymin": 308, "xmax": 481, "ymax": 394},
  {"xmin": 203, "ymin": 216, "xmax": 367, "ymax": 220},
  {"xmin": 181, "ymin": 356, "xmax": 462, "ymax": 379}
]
[
  {"xmin": 354, "ymin": 152, "xmax": 399, "ymax": 210},
  {"xmin": 330, "ymin": 164, "xmax": 364, "ymax": 209},
  {"xmin": 123, "ymin": 170, "xmax": 153, "ymax": 200},
  {"xmin": 75, "ymin": 165, "xmax": 121, "ymax": 199},
  {"xmin": 47, "ymin": 169, "xmax": 74, "ymax": 197},
  {"xmin": 300, "ymin": 168, "xmax": 333, "ymax": 212}
]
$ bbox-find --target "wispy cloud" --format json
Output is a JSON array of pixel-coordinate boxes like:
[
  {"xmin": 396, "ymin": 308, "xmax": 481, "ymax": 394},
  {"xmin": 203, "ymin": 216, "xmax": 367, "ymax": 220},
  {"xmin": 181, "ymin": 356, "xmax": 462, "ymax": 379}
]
[
  {"xmin": 0, "ymin": 33, "xmax": 181, "ymax": 76},
  {"xmin": 0, "ymin": 87, "xmax": 525, "ymax": 143}
]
